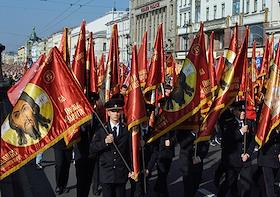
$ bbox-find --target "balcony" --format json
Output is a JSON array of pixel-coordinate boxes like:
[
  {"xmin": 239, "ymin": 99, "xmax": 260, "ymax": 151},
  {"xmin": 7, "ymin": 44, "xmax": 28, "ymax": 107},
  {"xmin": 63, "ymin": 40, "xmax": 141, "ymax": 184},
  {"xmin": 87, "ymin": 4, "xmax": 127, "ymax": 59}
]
[{"xmin": 204, "ymin": 17, "xmax": 228, "ymax": 31}]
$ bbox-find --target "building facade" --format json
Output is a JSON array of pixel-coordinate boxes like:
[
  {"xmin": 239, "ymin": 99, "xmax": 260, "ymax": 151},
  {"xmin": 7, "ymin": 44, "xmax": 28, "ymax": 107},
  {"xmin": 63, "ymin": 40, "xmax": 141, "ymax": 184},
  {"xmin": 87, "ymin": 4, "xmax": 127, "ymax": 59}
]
[
  {"xmin": 106, "ymin": 11, "xmax": 130, "ymax": 64},
  {"xmin": 176, "ymin": 0, "xmax": 279, "ymax": 60},
  {"xmin": 130, "ymin": 0, "xmax": 177, "ymax": 58}
]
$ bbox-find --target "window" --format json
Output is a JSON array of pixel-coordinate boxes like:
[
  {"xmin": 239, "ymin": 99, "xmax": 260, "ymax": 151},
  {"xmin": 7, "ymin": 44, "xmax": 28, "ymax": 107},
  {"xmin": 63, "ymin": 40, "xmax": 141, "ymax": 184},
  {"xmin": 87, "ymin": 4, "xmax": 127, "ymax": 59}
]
[
  {"xmin": 233, "ymin": 0, "xmax": 240, "ymax": 15},
  {"xmin": 254, "ymin": 0, "xmax": 257, "ymax": 12},
  {"xmin": 195, "ymin": 2, "xmax": 200, "ymax": 22},
  {"xmin": 206, "ymin": 7, "xmax": 209, "ymax": 21},
  {"xmin": 188, "ymin": 11, "xmax": 191, "ymax": 23},
  {"xmin": 214, "ymin": 5, "xmax": 217, "ymax": 19},
  {"xmin": 262, "ymin": 0, "xmax": 265, "ymax": 10},
  {"xmin": 184, "ymin": 13, "xmax": 187, "ymax": 24},
  {"xmin": 246, "ymin": 0, "xmax": 250, "ymax": 13},
  {"xmin": 180, "ymin": 13, "xmax": 182, "ymax": 26},
  {"xmin": 222, "ymin": 3, "xmax": 225, "ymax": 17},
  {"xmin": 103, "ymin": 43, "xmax": 106, "ymax": 51}
]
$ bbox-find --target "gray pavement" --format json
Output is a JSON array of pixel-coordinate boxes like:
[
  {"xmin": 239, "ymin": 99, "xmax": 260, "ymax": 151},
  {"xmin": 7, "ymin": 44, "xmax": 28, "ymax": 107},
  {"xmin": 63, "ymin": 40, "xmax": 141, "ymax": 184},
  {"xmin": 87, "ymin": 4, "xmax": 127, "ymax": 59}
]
[{"xmin": 24, "ymin": 144, "xmax": 221, "ymax": 197}]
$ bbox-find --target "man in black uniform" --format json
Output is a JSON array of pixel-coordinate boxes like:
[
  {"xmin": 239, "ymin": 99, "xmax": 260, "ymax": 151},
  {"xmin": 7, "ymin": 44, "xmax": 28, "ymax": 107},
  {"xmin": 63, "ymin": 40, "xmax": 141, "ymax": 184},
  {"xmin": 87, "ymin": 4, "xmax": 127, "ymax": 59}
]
[
  {"xmin": 176, "ymin": 130, "xmax": 209, "ymax": 197},
  {"xmin": 74, "ymin": 92, "xmax": 100, "ymax": 197},
  {"xmin": 146, "ymin": 131, "xmax": 176, "ymax": 197},
  {"xmin": 258, "ymin": 127, "xmax": 280, "ymax": 197},
  {"xmin": 53, "ymin": 140, "xmax": 72, "ymax": 195},
  {"xmin": 217, "ymin": 102, "xmax": 249, "ymax": 197},
  {"xmin": 90, "ymin": 97, "xmax": 131, "ymax": 197}
]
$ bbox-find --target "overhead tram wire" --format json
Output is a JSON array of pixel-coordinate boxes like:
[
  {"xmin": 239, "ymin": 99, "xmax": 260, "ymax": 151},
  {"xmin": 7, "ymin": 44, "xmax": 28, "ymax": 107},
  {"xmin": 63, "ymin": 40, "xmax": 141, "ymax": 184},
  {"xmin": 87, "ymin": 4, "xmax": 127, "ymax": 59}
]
[
  {"xmin": 41, "ymin": 0, "xmax": 95, "ymax": 33},
  {"xmin": 38, "ymin": 0, "xmax": 82, "ymax": 34}
]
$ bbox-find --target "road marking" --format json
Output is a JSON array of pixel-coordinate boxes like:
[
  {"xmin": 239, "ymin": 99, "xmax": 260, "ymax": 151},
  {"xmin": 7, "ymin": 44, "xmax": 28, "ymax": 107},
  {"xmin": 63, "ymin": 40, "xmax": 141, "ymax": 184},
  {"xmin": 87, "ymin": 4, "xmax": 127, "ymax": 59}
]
[{"xmin": 198, "ymin": 188, "xmax": 216, "ymax": 197}]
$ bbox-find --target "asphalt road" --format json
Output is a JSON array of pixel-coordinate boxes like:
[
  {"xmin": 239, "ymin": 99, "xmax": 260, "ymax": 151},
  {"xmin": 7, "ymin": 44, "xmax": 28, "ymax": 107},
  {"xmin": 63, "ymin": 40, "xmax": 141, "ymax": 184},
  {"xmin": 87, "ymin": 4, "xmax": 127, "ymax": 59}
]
[{"xmin": 9, "ymin": 143, "xmax": 221, "ymax": 197}]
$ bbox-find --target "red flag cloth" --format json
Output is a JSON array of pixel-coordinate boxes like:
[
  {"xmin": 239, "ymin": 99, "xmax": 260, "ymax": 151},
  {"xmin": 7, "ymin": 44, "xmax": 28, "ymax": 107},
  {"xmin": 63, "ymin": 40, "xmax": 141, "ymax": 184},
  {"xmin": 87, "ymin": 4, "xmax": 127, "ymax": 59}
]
[
  {"xmin": 0, "ymin": 47, "xmax": 93, "ymax": 180},
  {"xmin": 256, "ymin": 40, "xmax": 280, "ymax": 147},
  {"xmin": 105, "ymin": 24, "xmax": 119, "ymax": 102},
  {"xmin": 59, "ymin": 27, "xmax": 70, "ymax": 67},
  {"xmin": 196, "ymin": 26, "xmax": 248, "ymax": 143},
  {"xmin": 215, "ymin": 55, "xmax": 225, "ymax": 85},
  {"xmin": 138, "ymin": 32, "xmax": 148, "ymax": 88},
  {"xmin": 208, "ymin": 31, "xmax": 217, "ymax": 95},
  {"xmin": 171, "ymin": 55, "xmax": 177, "ymax": 87},
  {"xmin": 72, "ymin": 20, "xmax": 87, "ymax": 90},
  {"xmin": 87, "ymin": 32, "xmax": 98, "ymax": 95},
  {"xmin": 97, "ymin": 53, "xmax": 105, "ymax": 87},
  {"xmin": 258, "ymin": 38, "xmax": 270, "ymax": 79},
  {"xmin": 127, "ymin": 45, "xmax": 147, "ymax": 130},
  {"xmin": 8, "ymin": 54, "xmax": 46, "ymax": 106},
  {"xmin": 126, "ymin": 45, "xmax": 147, "ymax": 180},
  {"xmin": 246, "ymin": 40, "xmax": 257, "ymax": 120},
  {"xmin": 147, "ymin": 23, "xmax": 211, "ymax": 143},
  {"xmin": 144, "ymin": 24, "xmax": 165, "ymax": 105}
]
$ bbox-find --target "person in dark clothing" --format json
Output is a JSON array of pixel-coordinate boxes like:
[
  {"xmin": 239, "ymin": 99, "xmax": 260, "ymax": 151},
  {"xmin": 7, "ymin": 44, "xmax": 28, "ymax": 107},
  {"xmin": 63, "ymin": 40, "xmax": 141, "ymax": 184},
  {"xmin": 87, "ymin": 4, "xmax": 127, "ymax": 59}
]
[
  {"xmin": 130, "ymin": 106, "xmax": 154, "ymax": 197},
  {"xmin": 74, "ymin": 113, "xmax": 99, "ymax": 197},
  {"xmin": 53, "ymin": 139, "xmax": 73, "ymax": 195},
  {"xmin": 176, "ymin": 130, "xmax": 209, "ymax": 197},
  {"xmin": 74, "ymin": 93, "xmax": 100, "ymax": 197},
  {"xmin": 258, "ymin": 127, "xmax": 280, "ymax": 197},
  {"xmin": 217, "ymin": 101, "xmax": 249, "ymax": 197},
  {"xmin": 146, "ymin": 131, "xmax": 176, "ymax": 197},
  {"xmin": 239, "ymin": 119, "xmax": 261, "ymax": 197},
  {"xmin": 90, "ymin": 98, "xmax": 131, "ymax": 197}
]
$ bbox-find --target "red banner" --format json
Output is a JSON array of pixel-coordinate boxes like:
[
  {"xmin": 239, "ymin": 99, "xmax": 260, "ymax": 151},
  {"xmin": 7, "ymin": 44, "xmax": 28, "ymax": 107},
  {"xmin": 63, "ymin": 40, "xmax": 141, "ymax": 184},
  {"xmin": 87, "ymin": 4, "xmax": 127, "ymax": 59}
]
[
  {"xmin": 256, "ymin": 40, "xmax": 280, "ymax": 147},
  {"xmin": 8, "ymin": 54, "xmax": 46, "ymax": 106},
  {"xmin": 196, "ymin": 27, "xmax": 249, "ymax": 143},
  {"xmin": 208, "ymin": 31, "xmax": 217, "ymax": 95},
  {"xmin": 59, "ymin": 27, "xmax": 70, "ymax": 67},
  {"xmin": 147, "ymin": 23, "xmax": 210, "ymax": 143},
  {"xmin": 138, "ymin": 32, "xmax": 148, "ymax": 88},
  {"xmin": 144, "ymin": 24, "xmax": 165, "ymax": 105},
  {"xmin": 0, "ymin": 47, "xmax": 93, "ymax": 180},
  {"xmin": 105, "ymin": 24, "xmax": 119, "ymax": 101},
  {"xmin": 72, "ymin": 20, "xmax": 86, "ymax": 90},
  {"xmin": 97, "ymin": 53, "xmax": 105, "ymax": 87},
  {"xmin": 87, "ymin": 32, "xmax": 98, "ymax": 95}
]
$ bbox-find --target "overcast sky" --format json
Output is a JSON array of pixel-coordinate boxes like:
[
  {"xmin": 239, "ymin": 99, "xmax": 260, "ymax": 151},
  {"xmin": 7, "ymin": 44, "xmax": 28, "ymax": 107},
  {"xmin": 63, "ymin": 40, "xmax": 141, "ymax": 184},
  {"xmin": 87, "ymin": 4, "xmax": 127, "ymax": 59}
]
[{"xmin": 0, "ymin": 0, "xmax": 129, "ymax": 52}]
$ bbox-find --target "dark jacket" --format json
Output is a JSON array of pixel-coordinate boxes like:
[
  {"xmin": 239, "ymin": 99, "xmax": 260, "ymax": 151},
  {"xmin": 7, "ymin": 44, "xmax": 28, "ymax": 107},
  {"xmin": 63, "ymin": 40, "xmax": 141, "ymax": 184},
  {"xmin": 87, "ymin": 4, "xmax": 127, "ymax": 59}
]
[
  {"xmin": 90, "ymin": 122, "xmax": 130, "ymax": 184},
  {"xmin": 220, "ymin": 110, "xmax": 248, "ymax": 168},
  {"xmin": 176, "ymin": 130, "xmax": 209, "ymax": 175},
  {"xmin": 147, "ymin": 132, "xmax": 176, "ymax": 172},
  {"xmin": 74, "ymin": 115, "xmax": 98, "ymax": 160},
  {"xmin": 258, "ymin": 129, "xmax": 280, "ymax": 168}
]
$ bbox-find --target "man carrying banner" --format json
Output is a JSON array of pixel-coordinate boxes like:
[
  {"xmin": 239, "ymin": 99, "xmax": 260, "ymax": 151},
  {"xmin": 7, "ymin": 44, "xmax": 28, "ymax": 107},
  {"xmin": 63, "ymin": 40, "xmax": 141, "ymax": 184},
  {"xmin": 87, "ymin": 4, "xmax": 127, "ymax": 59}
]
[
  {"xmin": 217, "ymin": 101, "xmax": 249, "ymax": 197},
  {"xmin": 90, "ymin": 97, "xmax": 131, "ymax": 197}
]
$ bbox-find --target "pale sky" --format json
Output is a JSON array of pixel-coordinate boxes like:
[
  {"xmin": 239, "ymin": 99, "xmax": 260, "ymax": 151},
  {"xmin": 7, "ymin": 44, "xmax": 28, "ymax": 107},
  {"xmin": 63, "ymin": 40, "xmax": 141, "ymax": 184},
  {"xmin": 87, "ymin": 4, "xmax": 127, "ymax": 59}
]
[{"xmin": 0, "ymin": 0, "xmax": 129, "ymax": 52}]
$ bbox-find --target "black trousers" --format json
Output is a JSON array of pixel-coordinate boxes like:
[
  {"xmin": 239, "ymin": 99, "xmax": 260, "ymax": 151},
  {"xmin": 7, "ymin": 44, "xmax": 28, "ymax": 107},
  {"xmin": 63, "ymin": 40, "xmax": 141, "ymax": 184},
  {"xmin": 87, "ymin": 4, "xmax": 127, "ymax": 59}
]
[
  {"xmin": 262, "ymin": 166, "xmax": 279, "ymax": 197},
  {"xmin": 182, "ymin": 163, "xmax": 203, "ymax": 197},
  {"xmin": 239, "ymin": 164, "xmax": 261, "ymax": 197},
  {"xmin": 154, "ymin": 158, "xmax": 172, "ymax": 197},
  {"xmin": 75, "ymin": 157, "xmax": 94, "ymax": 197},
  {"xmin": 0, "ymin": 166, "xmax": 33, "ymax": 197},
  {"xmin": 217, "ymin": 166, "xmax": 241, "ymax": 197},
  {"xmin": 54, "ymin": 147, "xmax": 72, "ymax": 188},
  {"xmin": 101, "ymin": 183, "xmax": 126, "ymax": 197}
]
